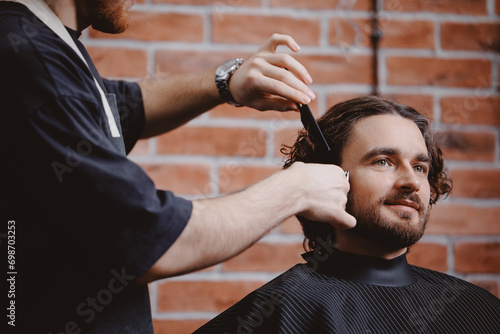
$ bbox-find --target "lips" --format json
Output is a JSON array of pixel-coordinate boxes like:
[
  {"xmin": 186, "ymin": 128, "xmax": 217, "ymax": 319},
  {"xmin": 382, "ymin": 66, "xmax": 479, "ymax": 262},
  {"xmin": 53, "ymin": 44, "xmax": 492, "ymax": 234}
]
[{"xmin": 384, "ymin": 199, "xmax": 420, "ymax": 211}]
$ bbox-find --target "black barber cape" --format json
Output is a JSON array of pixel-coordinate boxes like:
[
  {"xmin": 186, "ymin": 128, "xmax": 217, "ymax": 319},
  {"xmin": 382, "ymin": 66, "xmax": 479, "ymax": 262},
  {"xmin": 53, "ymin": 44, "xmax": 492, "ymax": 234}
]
[
  {"xmin": 195, "ymin": 249, "xmax": 500, "ymax": 333},
  {"xmin": 1, "ymin": 3, "xmax": 191, "ymax": 333}
]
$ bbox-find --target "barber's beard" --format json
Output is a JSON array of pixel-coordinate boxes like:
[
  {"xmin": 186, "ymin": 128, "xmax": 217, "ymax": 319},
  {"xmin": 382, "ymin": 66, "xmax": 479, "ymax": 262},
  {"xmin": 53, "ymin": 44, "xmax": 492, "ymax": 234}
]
[
  {"xmin": 346, "ymin": 192, "xmax": 430, "ymax": 250},
  {"xmin": 86, "ymin": 0, "xmax": 130, "ymax": 34}
]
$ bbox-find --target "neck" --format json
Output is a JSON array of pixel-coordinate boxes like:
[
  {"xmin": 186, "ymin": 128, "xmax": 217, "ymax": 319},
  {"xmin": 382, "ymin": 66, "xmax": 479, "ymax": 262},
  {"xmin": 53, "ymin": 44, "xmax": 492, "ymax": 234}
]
[
  {"xmin": 334, "ymin": 230, "xmax": 407, "ymax": 260},
  {"xmin": 45, "ymin": 0, "xmax": 88, "ymax": 32}
]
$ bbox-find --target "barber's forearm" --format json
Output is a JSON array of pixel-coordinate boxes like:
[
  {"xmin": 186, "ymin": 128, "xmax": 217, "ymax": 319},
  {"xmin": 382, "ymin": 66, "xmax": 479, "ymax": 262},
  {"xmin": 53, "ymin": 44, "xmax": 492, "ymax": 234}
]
[
  {"xmin": 180, "ymin": 171, "xmax": 300, "ymax": 271},
  {"xmin": 138, "ymin": 69, "xmax": 222, "ymax": 138},
  {"xmin": 138, "ymin": 170, "xmax": 300, "ymax": 282}
]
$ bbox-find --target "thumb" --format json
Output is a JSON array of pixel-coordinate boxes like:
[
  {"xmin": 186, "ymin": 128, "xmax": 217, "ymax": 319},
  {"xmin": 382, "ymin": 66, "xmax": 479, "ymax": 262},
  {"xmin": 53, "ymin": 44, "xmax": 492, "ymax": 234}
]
[{"xmin": 330, "ymin": 210, "xmax": 357, "ymax": 231}]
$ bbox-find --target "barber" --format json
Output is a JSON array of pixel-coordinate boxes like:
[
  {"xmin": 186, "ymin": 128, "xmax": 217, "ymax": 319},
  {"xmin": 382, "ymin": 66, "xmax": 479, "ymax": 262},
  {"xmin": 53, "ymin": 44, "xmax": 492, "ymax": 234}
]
[{"xmin": 0, "ymin": 0, "xmax": 355, "ymax": 332}]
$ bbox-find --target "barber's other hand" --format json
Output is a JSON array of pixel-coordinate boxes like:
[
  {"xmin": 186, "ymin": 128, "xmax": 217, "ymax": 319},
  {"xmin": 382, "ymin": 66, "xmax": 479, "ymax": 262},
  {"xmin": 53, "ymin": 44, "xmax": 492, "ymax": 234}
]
[
  {"xmin": 229, "ymin": 34, "xmax": 316, "ymax": 112},
  {"xmin": 286, "ymin": 162, "xmax": 356, "ymax": 230}
]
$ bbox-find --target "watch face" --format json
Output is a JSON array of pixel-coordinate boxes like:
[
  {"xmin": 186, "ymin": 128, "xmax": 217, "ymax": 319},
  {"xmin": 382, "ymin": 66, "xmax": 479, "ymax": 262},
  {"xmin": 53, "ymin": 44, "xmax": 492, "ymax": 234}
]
[
  {"xmin": 216, "ymin": 59, "xmax": 235, "ymax": 76},
  {"xmin": 216, "ymin": 59, "xmax": 242, "ymax": 76}
]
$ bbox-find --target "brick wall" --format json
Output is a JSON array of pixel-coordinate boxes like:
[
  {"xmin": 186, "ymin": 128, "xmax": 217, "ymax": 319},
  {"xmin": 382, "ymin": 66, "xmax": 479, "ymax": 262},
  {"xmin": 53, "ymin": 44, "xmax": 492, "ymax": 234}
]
[{"xmin": 82, "ymin": 0, "xmax": 500, "ymax": 332}]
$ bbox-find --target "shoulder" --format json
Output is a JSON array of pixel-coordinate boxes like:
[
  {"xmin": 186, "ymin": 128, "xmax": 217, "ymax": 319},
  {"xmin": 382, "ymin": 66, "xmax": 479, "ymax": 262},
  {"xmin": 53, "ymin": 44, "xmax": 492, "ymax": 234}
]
[
  {"xmin": 411, "ymin": 265, "xmax": 500, "ymax": 302},
  {"xmin": 412, "ymin": 265, "xmax": 475, "ymax": 287},
  {"xmin": 0, "ymin": 3, "xmax": 98, "ymax": 115}
]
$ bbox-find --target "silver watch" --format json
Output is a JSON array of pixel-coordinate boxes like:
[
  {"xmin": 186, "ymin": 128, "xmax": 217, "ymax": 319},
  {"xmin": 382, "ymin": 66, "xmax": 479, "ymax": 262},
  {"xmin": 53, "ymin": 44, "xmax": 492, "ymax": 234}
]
[{"xmin": 215, "ymin": 58, "xmax": 244, "ymax": 107}]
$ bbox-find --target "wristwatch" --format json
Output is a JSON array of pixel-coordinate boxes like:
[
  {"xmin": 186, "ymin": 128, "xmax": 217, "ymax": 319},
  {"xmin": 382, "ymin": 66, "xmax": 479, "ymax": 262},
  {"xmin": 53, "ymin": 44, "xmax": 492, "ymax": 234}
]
[{"xmin": 215, "ymin": 58, "xmax": 244, "ymax": 107}]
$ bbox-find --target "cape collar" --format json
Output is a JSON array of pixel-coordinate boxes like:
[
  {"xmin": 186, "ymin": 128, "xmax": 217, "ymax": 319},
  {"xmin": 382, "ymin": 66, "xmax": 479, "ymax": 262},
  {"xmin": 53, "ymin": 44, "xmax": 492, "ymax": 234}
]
[{"xmin": 302, "ymin": 248, "xmax": 416, "ymax": 287}]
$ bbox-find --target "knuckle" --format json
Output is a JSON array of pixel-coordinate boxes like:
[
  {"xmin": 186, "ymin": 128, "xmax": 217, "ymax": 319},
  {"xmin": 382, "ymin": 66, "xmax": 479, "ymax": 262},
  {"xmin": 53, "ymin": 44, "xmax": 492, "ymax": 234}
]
[
  {"xmin": 277, "ymin": 53, "xmax": 294, "ymax": 65},
  {"xmin": 248, "ymin": 56, "xmax": 265, "ymax": 69},
  {"xmin": 271, "ymin": 33, "xmax": 287, "ymax": 40},
  {"xmin": 278, "ymin": 69, "xmax": 295, "ymax": 82},
  {"xmin": 242, "ymin": 69, "xmax": 261, "ymax": 87}
]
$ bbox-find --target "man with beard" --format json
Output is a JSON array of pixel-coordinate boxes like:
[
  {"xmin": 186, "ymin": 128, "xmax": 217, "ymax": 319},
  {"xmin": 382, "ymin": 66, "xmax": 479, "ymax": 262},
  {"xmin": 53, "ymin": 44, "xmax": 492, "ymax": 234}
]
[
  {"xmin": 194, "ymin": 96, "xmax": 500, "ymax": 334},
  {"xmin": 0, "ymin": 0, "xmax": 356, "ymax": 333}
]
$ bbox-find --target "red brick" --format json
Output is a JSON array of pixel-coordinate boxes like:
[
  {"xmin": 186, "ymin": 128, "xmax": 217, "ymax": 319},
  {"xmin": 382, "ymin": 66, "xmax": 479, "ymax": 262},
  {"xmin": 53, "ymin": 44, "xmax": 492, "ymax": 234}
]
[
  {"xmin": 154, "ymin": 0, "xmax": 260, "ymax": 5},
  {"xmin": 329, "ymin": 18, "xmax": 371, "ymax": 49},
  {"xmin": 441, "ymin": 23, "xmax": 500, "ymax": 52},
  {"xmin": 427, "ymin": 204, "xmax": 500, "ymax": 236},
  {"xmin": 155, "ymin": 50, "xmax": 251, "ymax": 75},
  {"xmin": 89, "ymin": 12, "xmax": 203, "ymax": 42},
  {"xmin": 384, "ymin": 0, "xmax": 487, "ymax": 15},
  {"xmin": 86, "ymin": 47, "xmax": 147, "ymax": 78},
  {"xmin": 380, "ymin": 19, "xmax": 434, "ymax": 49},
  {"xmin": 382, "ymin": 94, "xmax": 434, "ymax": 120},
  {"xmin": 157, "ymin": 127, "xmax": 267, "ymax": 157},
  {"xmin": 270, "ymin": 0, "xmax": 371, "ymax": 10},
  {"xmin": 128, "ymin": 139, "xmax": 150, "ymax": 156},
  {"xmin": 274, "ymin": 127, "xmax": 302, "ymax": 158},
  {"xmin": 209, "ymin": 103, "xmax": 302, "ymax": 120},
  {"xmin": 468, "ymin": 280, "xmax": 499, "ymax": 297},
  {"xmin": 449, "ymin": 169, "xmax": 500, "ymax": 198},
  {"xmin": 296, "ymin": 55, "xmax": 372, "ymax": 84},
  {"xmin": 436, "ymin": 130, "xmax": 496, "ymax": 162},
  {"xmin": 212, "ymin": 14, "xmax": 321, "ymax": 46},
  {"xmin": 455, "ymin": 242, "xmax": 500, "ymax": 273},
  {"xmin": 280, "ymin": 216, "xmax": 303, "ymax": 235},
  {"xmin": 223, "ymin": 242, "xmax": 305, "ymax": 272},
  {"xmin": 218, "ymin": 165, "xmax": 281, "ymax": 194},
  {"xmin": 407, "ymin": 243, "xmax": 448, "ymax": 272},
  {"xmin": 153, "ymin": 319, "xmax": 209, "ymax": 334},
  {"xmin": 441, "ymin": 96, "xmax": 500, "ymax": 126},
  {"xmin": 329, "ymin": 18, "xmax": 434, "ymax": 50},
  {"xmin": 140, "ymin": 163, "xmax": 211, "ymax": 195},
  {"xmin": 387, "ymin": 57, "xmax": 491, "ymax": 88},
  {"xmin": 157, "ymin": 281, "xmax": 264, "ymax": 312}
]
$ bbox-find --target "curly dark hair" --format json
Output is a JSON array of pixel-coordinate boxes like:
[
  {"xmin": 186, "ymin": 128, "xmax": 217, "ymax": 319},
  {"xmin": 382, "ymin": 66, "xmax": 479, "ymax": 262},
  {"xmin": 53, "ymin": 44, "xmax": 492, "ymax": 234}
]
[{"xmin": 281, "ymin": 96, "xmax": 452, "ymax": 251}]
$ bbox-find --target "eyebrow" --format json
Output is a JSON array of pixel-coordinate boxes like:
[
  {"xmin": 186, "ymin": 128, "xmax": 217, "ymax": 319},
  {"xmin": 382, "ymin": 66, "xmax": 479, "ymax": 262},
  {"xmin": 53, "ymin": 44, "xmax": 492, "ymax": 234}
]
[{"xmin": 360, "ymin": 147, "xmax": 431, "ymax": 164}]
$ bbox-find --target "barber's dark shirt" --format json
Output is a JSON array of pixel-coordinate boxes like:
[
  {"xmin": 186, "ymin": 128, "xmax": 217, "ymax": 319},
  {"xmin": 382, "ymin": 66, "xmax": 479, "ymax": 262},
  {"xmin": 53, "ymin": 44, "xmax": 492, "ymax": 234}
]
[{"xmin": 0, "ymin": 3, "xmax": 192, "ymax": 333}]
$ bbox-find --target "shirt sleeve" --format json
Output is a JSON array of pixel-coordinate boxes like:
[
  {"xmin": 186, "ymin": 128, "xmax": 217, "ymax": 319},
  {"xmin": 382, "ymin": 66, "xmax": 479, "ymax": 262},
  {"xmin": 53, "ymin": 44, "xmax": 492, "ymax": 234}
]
[
  {"xmin": 5, "ymin": 94, "xmax": 192, "ymax": 279},
  {"xmin": 102, "ymin": 79, "xmax": 145, "ymax": 154}
]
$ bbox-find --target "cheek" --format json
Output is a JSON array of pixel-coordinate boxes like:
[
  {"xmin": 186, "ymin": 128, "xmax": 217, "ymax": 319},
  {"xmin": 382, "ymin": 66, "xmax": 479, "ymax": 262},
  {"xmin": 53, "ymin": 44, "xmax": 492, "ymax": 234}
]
[
  {"xmin": 421, "ymin": 180, "xmax": 432, "ymax": 203},
  {"xmin": 349, "ymin": 171, "xmax": 392, "ymax": 200}
]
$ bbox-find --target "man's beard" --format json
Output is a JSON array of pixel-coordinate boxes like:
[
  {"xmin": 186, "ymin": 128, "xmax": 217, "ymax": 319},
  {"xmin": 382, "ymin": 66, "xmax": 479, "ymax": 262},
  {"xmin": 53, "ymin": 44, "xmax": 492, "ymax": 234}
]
[
  {"xmin": 86, "ymin": 0, "xmax": 130, "ymax": 34},
  {"xmin": 346, "ymin": 192, "xmax": 430, "ymax": 250}
]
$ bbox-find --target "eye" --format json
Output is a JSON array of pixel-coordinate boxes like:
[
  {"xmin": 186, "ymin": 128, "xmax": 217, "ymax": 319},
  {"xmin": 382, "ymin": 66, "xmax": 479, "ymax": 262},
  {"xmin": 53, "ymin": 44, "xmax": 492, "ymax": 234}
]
[
  {"xmin": 375, "ymin": 159, "xmax": 389, "ymax": 167},
  {"xmin": 413, "ymin": 164, "xmax": 428, "ymax": 174}
]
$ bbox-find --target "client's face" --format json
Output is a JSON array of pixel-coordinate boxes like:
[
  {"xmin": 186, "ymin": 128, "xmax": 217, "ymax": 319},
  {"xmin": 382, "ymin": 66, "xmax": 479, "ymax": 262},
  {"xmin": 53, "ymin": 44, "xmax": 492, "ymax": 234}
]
[
  {"xmin": 82, "ymin": 0, "xmax": 134, "ymax": 33},
  {"xmin": 340, "ymin": 114, "xmax": 432, "ymax": 251}
]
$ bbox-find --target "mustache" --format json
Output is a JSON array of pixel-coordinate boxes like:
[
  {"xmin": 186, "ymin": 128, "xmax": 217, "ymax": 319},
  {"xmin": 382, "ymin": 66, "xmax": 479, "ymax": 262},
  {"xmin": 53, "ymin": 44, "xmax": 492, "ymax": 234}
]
[{"xmin": 382, "ymin": 193, "xmax": 425, "ymax": 213}]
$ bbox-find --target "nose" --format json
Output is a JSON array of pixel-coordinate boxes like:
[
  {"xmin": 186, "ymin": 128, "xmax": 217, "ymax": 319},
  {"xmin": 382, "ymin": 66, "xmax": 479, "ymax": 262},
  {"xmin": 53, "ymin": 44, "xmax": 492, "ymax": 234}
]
[{"xmin": 394, "ymin": 164, "xmax": 420, "ymax": 193}]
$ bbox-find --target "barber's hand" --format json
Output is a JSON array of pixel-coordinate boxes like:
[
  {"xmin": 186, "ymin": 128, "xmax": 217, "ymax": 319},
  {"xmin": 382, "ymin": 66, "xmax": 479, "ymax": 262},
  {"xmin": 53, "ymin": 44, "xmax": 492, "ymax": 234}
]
[
  {"xmin": 287, "ymin": 162, "xmax": 356, "ymax": 230},
  {"xmin": 229, "ymin": 34, "xmax": 316, "ymax": 112}
]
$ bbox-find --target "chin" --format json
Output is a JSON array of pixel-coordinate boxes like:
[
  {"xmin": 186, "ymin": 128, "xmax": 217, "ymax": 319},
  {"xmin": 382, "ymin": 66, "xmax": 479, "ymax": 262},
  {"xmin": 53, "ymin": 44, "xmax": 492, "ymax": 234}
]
[
  {"xmin": 381, "ymin": 207, "xmax": 422, "ymax": 227},
  {"xmin": 93, "ymin": 14, "xmax": 130, "ymax": 34},
  {"xmin": 89, "ymin": 1, "xmax": 131, "ymax": 34}
]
